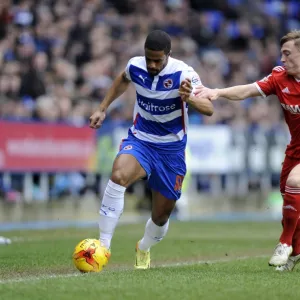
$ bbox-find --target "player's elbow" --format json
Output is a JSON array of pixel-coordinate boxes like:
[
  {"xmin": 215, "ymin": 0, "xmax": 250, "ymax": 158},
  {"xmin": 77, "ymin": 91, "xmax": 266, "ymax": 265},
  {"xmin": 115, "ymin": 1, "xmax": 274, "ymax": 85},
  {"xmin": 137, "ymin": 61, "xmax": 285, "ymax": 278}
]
[
  {"xmin": 198, "ymin": 98, "xmax": 214, "ymax": 116},
  {"xmin": 204, "ymin": 108, "xmax": 214, "ymax": 116},
  {"xmin": 202, "ymin": 106, "xmax": 213, "ymax": 116}
]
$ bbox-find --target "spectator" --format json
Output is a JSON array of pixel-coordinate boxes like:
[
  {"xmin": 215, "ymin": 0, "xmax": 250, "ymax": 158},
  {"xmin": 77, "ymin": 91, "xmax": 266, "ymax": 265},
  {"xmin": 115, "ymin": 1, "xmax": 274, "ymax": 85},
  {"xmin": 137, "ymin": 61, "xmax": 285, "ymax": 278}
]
[{"xmin": 0, "ymin": 0, "xmax": 298, "ymax": 128}]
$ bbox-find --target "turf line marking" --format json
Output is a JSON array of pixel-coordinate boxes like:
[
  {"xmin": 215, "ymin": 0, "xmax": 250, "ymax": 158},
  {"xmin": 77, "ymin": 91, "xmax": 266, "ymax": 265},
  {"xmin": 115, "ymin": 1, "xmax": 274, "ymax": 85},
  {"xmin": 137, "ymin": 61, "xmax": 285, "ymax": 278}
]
[
  {"xmin": 0, "ymin": 255, "xmax": 268, "ymax": 284},
  {"xmin": 159, "ymin": 255, "xmax": 268, "ymax": 268}
]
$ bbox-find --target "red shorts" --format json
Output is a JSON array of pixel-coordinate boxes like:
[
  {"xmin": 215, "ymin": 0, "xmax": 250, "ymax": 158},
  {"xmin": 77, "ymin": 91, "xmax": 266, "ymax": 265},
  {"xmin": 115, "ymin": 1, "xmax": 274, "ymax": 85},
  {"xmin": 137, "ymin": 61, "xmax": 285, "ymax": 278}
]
[{"xmin": 280, "ymin": 155, "xmax": 300, "ymax": 194}]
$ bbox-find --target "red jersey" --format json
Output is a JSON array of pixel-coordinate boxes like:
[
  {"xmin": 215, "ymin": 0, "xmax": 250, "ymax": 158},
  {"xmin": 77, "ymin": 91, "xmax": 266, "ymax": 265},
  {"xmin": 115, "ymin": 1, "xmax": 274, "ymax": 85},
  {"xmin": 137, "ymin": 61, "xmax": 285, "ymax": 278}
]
[{"xmin": 255, "ymin": 66, "xmax": 300, "ymax": 158}]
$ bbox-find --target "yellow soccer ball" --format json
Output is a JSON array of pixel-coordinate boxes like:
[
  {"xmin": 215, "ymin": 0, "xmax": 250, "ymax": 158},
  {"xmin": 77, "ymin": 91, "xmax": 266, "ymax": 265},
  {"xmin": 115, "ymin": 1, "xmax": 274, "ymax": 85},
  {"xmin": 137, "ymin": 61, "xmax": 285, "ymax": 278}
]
[{"xmin": 72, "ymin": 238, "xmax": 110, "ymax": 273}]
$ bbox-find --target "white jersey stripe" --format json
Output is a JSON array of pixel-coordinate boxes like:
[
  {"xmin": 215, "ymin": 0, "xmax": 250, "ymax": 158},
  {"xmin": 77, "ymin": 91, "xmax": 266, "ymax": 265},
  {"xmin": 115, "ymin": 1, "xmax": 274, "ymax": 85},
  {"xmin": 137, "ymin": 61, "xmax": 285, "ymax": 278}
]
[
  {"xmin": 136, "ymin": 105, "xmax": 182, "ymax": 123},
  {"xmin": 130, "ymin": 127, "xmax": 185, "ymax": 143},
  {"xmin": 273, "ymin": 66, "xmax": 284, "ymax": 72},
  {"xmin": 135, "ymin": 84, "xmax": 179, "ymax": 100},
  {"xmin": 151, "ymin": 76, "xmax": 159, "ymax": 91}
]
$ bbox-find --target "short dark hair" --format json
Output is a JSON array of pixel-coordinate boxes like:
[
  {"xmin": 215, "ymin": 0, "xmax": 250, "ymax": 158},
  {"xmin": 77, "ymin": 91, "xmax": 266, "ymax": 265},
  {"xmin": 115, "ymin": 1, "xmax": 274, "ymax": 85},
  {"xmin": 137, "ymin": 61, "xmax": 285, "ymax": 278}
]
[
  {"xmin": 144, "ymin": 30, "xmax": 171, "ymax": 54},
  {"xmin": 280, "ymin": 30, "xmax": 300, "ymax": 51}
]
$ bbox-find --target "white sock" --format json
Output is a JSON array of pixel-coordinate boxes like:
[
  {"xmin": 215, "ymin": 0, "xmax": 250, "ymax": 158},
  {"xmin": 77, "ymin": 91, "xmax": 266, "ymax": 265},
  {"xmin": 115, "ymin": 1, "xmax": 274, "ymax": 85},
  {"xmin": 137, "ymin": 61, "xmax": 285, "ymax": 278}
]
[
  {"xmin": 99, "ymin": 180, "xmax": 126, "ymax": 249},
  {"xmin": 138, "ymin": 218, "xmax": 169, "ymax": 251}
]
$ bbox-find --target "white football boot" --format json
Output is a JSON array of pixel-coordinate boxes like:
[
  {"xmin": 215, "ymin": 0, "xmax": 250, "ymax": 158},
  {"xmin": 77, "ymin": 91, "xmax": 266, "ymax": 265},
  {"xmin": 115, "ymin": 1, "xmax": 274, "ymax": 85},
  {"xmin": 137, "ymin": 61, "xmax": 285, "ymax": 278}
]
[
  {"xmin": 275, "ymin": 254, "xmax": 300, "ymax": 272},
  {"xmin": 269, "ymin": 243, "xmax": 293, "ymax": 266}
]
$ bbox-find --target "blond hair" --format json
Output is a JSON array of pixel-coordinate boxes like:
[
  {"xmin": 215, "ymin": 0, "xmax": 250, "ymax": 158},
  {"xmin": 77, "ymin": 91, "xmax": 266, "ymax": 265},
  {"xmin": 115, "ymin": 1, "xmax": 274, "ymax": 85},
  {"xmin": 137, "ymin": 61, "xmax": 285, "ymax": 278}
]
[{"xmin": 280, "ymin": 30, "xmax": 300, "ymax": 51}]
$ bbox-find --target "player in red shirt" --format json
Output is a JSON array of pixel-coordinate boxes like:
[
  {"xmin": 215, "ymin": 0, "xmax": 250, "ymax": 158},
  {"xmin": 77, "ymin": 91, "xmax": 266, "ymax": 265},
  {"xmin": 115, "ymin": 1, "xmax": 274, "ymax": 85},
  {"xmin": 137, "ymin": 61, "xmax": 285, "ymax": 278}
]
[{"xmin": 179, "ymin": 30, "xmax": 300, "ymax": 271}]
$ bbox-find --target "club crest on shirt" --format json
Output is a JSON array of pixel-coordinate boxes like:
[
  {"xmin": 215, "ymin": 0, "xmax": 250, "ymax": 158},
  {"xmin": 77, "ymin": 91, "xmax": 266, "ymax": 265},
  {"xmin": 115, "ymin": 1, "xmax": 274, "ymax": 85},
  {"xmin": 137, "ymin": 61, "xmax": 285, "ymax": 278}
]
[{"xmin": 163, "ymin": 79, "xmax": 173, "ymax": 89}]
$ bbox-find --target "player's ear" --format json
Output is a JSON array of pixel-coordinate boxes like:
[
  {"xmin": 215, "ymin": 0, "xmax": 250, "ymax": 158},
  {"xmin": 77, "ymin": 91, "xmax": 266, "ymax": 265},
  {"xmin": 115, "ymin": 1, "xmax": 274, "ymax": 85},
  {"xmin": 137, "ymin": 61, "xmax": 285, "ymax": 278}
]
[{"xmin": 168, "ymin": 50, "xmax": 172, "ymax": 57}]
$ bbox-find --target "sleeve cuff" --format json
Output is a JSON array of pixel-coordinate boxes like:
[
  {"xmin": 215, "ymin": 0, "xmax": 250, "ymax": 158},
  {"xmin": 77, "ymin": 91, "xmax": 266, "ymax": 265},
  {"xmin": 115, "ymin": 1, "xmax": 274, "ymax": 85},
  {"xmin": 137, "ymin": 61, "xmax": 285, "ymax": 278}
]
[{"xmin": 254, "ymin": 82, "xmax": 267, "ymax": 98}]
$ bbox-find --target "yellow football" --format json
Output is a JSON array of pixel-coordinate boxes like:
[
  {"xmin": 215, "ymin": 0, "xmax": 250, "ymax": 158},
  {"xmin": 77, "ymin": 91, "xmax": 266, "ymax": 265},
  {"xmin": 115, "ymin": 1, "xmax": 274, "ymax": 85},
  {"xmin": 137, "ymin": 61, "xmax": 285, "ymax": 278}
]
[{"xmin": 72, "ymin": 238, "xmax": 110, "ymax": 273}]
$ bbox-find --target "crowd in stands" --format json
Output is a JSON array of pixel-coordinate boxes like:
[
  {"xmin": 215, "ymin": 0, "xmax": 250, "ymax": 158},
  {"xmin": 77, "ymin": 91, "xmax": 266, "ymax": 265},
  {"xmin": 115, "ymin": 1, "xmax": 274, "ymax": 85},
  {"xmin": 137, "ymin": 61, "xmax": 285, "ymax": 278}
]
[
  {"xmin": 0, "ymin": 0, "xmax": 299, "ymax": 129},
  {"xmin": 1, "ymin": 0, "xmax": 299, "ymax": 204}
]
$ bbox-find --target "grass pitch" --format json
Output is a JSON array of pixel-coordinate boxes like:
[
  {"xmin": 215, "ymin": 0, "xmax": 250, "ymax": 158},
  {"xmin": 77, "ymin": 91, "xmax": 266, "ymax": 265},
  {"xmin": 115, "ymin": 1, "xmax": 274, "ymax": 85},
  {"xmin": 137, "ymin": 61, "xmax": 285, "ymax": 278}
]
[{"xmin": 0, "ymin": 221, "xmax": 299, "ymax": 300}]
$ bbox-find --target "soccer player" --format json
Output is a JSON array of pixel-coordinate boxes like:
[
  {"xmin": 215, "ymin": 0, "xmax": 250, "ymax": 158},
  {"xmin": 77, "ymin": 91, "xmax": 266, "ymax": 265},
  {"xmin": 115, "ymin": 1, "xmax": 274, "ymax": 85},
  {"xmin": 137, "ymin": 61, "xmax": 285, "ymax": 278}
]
[
  {"xmin": 89, "ymin": 30, "xmax": 213, "ymax": 269},
  {"xmin": 179, "ymin": 30, "xmax": 300, "ymax": 272}
]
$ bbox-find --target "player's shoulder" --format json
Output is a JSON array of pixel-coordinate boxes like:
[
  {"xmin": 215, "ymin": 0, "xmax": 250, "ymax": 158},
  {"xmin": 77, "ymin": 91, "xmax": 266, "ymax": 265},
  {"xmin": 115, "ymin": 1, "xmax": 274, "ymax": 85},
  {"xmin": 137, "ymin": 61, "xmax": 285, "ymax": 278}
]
[
  {"xmin": 167, "ymin": 58, "xmax": 200, "ymax": 84},
  {"xmin": 270, "ymin": 66, "xmax": 295, "ymax": 85},
  {"xmin": 271, "ymin": 66, "xmax": 287, "ymax": 77},
  {"xmin": 127, "ymin": 56, "xmax": 146, "ymax": 68},
  {"xmin": 168, "ymin": 57, "xmax": 194, "ymax": 72}
]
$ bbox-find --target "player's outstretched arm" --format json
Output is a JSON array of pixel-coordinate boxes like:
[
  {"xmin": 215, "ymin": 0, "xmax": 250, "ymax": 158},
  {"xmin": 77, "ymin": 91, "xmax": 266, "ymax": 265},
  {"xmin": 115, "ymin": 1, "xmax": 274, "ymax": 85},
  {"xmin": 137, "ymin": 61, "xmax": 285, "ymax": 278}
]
[
  {"xmin": 99, "ymin": 72, "xmax": 131, "ymax": 110},
  {"xmin": 179, "ymin": 79, "xmax": 213, "ymax": 116},
  {"xmin": 194, "ymin": 84, "xmax": 261, "ymax": 101},
  {"xmin": 187, "ymin": 94, "xmax": 214, "ymax": 116},
  {"xmin": 89, "ymin": 72, "xmax": 130, "ymax": 129}
]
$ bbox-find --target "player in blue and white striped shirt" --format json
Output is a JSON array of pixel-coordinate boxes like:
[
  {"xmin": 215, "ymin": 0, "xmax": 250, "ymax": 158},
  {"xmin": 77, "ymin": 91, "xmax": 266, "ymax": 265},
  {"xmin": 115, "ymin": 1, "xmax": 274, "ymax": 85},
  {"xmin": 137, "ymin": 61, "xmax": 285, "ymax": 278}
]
[{"xmin": 89, "ymin": 30, "xmax": 213, "ymax": 269}]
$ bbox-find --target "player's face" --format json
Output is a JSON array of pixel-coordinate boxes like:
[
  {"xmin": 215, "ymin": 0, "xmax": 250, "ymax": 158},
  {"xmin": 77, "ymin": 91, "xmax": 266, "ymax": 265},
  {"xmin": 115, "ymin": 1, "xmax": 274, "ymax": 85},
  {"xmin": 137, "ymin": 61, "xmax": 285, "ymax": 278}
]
[
  {"xmin": 280, "ymin": 40, "xmax": 300, "ymax": 77},
  {"xmin": 145, "ymin": 49, "xmax": 169, "ymax": 76}
]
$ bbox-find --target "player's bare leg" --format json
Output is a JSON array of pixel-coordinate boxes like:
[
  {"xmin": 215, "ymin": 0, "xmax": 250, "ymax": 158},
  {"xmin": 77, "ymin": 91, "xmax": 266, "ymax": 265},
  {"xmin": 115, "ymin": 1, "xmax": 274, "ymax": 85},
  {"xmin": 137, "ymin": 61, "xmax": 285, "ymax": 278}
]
[
  {"xmin": 135, "ymin": 190, "xmax": 176, "ymax": 269},
  {"xmin": 270, "ymin": 163, "xmax": 300, "ymax": 266},
  {"xmin": 99, "ymin": 154, "xmax": 146, "ymax": 250},
  {"xmin": 111, "ymin": 154, "xmax": 147, "ymax": 187}
]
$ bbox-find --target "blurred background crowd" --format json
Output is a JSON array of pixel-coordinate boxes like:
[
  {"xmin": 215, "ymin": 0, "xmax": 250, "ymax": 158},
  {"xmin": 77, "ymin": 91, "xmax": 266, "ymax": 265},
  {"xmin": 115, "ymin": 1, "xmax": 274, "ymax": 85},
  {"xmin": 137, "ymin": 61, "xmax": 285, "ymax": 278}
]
[
  {"xmin": 0, "ymin": 0, "xmax": 299, "ymax": 127},
  {"xmin": 0, "ymin": 0, "xmax": 298, "ymax": 211}
]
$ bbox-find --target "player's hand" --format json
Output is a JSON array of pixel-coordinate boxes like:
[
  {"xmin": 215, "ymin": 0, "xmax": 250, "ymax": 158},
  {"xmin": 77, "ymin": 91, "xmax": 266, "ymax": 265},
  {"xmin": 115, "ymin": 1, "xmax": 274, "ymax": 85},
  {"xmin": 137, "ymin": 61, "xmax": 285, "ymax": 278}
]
[
  {"xmin": 89, "ymin": 109, "xmax": 106, "ymax": 129},
  {"xmin": 194, "ymin": 86, "xmax": 219, "ymax": 101},
  {"xmin": 179, "ymin": 79, "xmax": 193, "ymax": 102}
]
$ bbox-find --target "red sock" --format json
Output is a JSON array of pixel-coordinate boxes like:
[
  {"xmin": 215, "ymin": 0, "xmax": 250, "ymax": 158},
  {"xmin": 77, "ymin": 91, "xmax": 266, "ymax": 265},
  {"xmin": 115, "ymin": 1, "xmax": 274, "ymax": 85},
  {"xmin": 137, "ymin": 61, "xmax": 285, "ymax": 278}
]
[
  {"xmin": 279, "ymin": 186, "xmax": 300, "ymax": 246},
  {"xmin": 292, "ymin": 218, "xmax": 300, "ymax": 255}
]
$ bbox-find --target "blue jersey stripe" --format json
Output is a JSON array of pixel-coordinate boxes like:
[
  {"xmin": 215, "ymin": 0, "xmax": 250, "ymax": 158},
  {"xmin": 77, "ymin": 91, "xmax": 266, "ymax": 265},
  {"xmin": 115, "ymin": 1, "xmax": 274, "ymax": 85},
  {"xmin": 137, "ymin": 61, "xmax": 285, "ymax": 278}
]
[
  {"xmin": 134, "ymin": 114, "xmax": 183, "ymax": 136},
  {"xmin": 129, "ymin": 65, "xmax": 153, "ymax": 89},
  {"xmin": 156, "ymin": 71, "xmax": 181, "ymax": 91},
  {"xmin": 136, "ymin": 92, "xmax": 181, "ymax": 116},
  {"xmin": 128, "ymin": 130, "xmax": 187, "ymax": 153}
]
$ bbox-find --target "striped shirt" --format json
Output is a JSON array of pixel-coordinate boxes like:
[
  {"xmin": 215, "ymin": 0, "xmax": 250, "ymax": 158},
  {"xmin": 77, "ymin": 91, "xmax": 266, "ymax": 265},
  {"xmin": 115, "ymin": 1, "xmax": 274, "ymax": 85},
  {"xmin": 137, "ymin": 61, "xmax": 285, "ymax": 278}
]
[{"xmin": 125, "ymin": 56, "xmax": 201, "ymax": 151}]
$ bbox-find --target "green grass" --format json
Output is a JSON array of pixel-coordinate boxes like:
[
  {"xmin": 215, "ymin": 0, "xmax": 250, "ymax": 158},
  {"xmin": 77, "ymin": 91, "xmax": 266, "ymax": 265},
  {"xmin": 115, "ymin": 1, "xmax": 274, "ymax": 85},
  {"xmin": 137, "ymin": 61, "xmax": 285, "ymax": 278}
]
[{"xmin": 0, "ymin": 221, "xmax": 299, "ymax": 300}]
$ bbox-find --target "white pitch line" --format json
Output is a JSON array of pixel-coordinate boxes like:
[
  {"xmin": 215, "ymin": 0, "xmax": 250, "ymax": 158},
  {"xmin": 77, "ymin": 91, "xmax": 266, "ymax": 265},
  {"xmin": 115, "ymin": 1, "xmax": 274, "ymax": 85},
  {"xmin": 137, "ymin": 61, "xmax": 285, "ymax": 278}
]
[
  {"xmin": 0, "ymin": 255, "xmax": 268, "ymax": 285},
  {"xmin": 158, "ymin": 255, "xmax": 268, "ymax": 268},
  {"xmin": 0, "ymin": 273, "xmax": 83, "ymax": 284}
]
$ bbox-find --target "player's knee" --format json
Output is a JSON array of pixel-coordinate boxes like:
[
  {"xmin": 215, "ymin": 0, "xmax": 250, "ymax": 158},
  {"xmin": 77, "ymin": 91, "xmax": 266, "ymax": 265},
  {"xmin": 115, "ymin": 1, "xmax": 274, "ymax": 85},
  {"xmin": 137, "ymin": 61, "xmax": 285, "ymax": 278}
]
[
  {"xmin": 152, "ymin": 217, "xmax": 168, "ymax": 226},
  {"xmin": 152, "ymin": 214, "xmax": 170, "ymax": 226},
  {"xmin": 286, "ymin": 176, "xmax": 300, "ymax": 188},
  {"xmin": 111, "ymin": 169, "xmax": 130, "ymax": 187}
]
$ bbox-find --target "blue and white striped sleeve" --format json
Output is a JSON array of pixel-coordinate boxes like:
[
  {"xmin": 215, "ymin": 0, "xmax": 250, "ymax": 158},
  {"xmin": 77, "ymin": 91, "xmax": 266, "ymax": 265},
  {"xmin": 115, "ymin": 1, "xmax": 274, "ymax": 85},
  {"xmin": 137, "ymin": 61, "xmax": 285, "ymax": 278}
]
[{"xmin": 181, "ymin": 67, "xmax": 202, "ymax": 90}]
